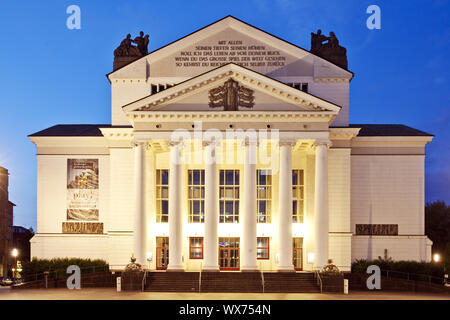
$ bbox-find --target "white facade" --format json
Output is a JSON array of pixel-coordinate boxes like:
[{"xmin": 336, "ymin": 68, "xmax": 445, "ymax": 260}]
[{"xmin": 29, "ymin": 17, "xmax": 433, "ymax": 272}]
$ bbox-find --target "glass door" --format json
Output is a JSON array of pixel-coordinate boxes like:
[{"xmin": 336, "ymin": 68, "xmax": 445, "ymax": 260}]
[
  {"xmin": 293, "ymin": 237, "xmax": 303, "ymax": 271},
  {"xmin": 156, "ymin": 237, "xmax": 169, "ymax": 270},
  {"xmin": 218, "ymin": 237, "xmax": 240, "ymax": 271}
]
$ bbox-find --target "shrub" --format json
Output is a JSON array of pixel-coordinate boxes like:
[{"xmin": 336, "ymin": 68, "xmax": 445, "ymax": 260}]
[
  {"xmin": 22, "ymin": 258, "xmax": 109, "ymax": 280},
  {"xmin": 352, "ymin": 258, "xmax": 444, "ymax": 279}
]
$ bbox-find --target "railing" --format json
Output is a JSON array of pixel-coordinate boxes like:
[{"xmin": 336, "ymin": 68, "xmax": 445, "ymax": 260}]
[
  {"xmin": 380, "ymin": 269, "xmax": 446, "ymax": 286},
  {"xmin": 199, "ymin": 263, "xmax": 202, "ymax": 293},
  {"xmin": 259, "ymin": 262, "xmax": 265, "ymax": 293},
  {"xmin": 314, "ymin": 270, "xmax": 323, "ymax": 293},
  {"xmin": 141, "ymin": 269, "xmax": 148, "ymax": 292}
]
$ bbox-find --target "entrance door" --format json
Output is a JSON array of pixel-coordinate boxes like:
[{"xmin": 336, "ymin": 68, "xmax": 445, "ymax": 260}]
[
  {"xmin": 293, "ymin": 237, "xmax": 303, "ymax": 271},
  {"xmin": 156, "ymin": 237, "xmax": 169, "ymax": 270},
  {"xmin": 219, "ymin": 237, "xmax": 240, "ymax": 270}
]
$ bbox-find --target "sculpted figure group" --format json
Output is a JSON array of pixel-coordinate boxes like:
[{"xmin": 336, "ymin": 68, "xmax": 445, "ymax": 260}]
[
  {"xmin": 310, "ymin": 29, "xmax": 348, "ymax": 69},
  {"xmin": 114, "ymin": 31, "xmax": 149, "ymax": 57}
]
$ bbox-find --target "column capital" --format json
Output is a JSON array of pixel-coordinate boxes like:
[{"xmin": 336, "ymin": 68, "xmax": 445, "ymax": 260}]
[
  {"xmin": 277, "ymin": 139, "xmax": 296, "ymax": 147},
  {"xmin": 242, "ymin": 137, "xmax": 259, "ymax": 147},
  {"xmin": 313, "ymin": 139, "xmax": 332, "ymax": 148},
  {"xmin": 202, "ymin": 137, "xmax": 221, "ymax": 148},
  {"xmin": 131, "ymin": 140, "xmax": 150, "ymax": 148},
  {"xmin": 168, "ymin": 138, "xmax": 184, "ymax": 148}
]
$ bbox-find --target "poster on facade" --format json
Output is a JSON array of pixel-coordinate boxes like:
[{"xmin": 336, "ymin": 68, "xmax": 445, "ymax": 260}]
[{"xmin": 66, "ymin": 159, "xmax": 99, "ymax": 221}]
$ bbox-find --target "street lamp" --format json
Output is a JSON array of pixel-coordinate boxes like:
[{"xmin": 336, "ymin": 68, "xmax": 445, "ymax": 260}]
[
  {"xmin": 11, "ymin": 248, "xmax": 18, "ymax": 279},
  {"xmin": 433, "ymin": 253, "xmax": 440, "ymax": 263}
]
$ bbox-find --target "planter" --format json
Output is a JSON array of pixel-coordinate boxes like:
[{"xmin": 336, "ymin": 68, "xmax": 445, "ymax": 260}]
[{"xmin": 121, "ymin": 270, "xmax": 144, "ymax": 291}]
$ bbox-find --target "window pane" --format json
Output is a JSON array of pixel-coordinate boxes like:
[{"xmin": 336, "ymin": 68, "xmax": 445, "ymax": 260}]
[
  {"xmin": 292, "ymin": 170, "xmax": 298, "ymax": 185},
  {"xmin": 226, "ymin": 170, "xmax": 234, "ymax": 185},
  {"xmin": 161, "ymin": 200, "xmax": 168, "ymax": 214},
  {"xmin": 193, "ymin": 170, "xmax": 200, "ymax": 185},
  {"xmin": 162, "ymin": 170, "xmax": 169, "ymax": 185},
  {"xmin": 235, "ymin": 171, "xmax": 239, "ymax": 185}
]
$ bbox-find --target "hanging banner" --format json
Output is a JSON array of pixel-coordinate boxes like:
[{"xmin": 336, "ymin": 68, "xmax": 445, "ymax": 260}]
[{"xmin": 66, "ymin": 159, "xmax": 99, "ymax": 221}]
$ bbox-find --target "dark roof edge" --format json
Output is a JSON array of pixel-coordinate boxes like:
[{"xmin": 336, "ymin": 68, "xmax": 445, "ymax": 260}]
[
  {"xmin": 337, "ymin": 124, "xmax": 434, "ymax": 137},
  {"xmin": 28, "ymin": 124, "xmax": 131, "ymax": 137}
]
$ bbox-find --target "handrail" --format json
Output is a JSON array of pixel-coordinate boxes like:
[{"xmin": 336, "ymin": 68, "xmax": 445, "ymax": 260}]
[
  {"xmin": 380, "ymin": 269, "xmax": 445, "ymax": 285},
  {"xmin": 141, "ymin": 269, "xmax": 148, "ymax": 292},
  {"xmin": 260, "ymin": 264, "xmax": 265, "ymax": 293},
  {"xmin": 199, "ymin": 263, "xmax": 202, "ymax": 293},
  {"xmin": 314, "ymin": 270, "xmax": 323, "ymax": 293}
]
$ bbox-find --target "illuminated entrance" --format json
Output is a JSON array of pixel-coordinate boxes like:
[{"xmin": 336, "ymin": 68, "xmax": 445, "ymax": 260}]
[
  {"xmin": 219, "ymin": 237, "xmax": 240, "ymax": 270},
  {"xmin": 293, "ymin": 237, "xmax": 303, "ymax": 271},
  {"xmin": 156, "ymin": 237, "xmax": 169, "ymax": 270}
]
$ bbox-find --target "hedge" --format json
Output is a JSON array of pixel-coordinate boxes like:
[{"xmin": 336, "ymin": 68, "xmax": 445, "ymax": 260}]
[
  {"xmin": 352, "ymin": 258, "xmax": 444, "ymax": 279},
  {"xmin": 21, "ymin": 258, "xmax": 109, "ymax": 280}
]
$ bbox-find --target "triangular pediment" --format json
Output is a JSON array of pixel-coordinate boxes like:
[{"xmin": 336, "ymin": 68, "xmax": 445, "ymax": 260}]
[
  {"xmin": 123, "ymin": 63, "xmax": 341, "ymax": 113},
  {"xmin": 108, "ymin": 16, "xmax": 353, "ymax": 81}
]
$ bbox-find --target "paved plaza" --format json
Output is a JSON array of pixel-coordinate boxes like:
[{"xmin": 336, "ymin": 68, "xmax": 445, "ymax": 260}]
[{"xmin": 0, "ymin": 287, "xmax": 448, "ymax": 300}]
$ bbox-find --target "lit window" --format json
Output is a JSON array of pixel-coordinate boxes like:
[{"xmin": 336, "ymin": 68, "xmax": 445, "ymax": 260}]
[
  {"xmin": 257, "ymin": 170, "xmax": 272, "ymax": 223},
  {"xmin": 189, "ymin": 237, "xmax": 203, "ymax": 259},
  {"xmin": 219, "ymin": 170, "xmax": 240, "ymax": 223},
  {"xmin": 257, "ymin": 237, "xmax": 269, "ymax": 259},
  {"xmin": 156, "ymin": 169, "xmax": 169, "ymax": 223},
  {"xmin": 292, "ymin": 169, "xmax": 304, "ymax": 223},
  {"xmin": 188, "ymin": 170, "xmax": 205, "ymax": 223}
]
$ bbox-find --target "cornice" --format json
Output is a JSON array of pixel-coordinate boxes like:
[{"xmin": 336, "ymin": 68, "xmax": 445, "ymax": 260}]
[
  {"xmin": 314, "ymin": 78, "xmax": 350, "ymax": 83},
  {"xmin": 127, "ymin": 111, "xmax": 336, "ymax": 123}
]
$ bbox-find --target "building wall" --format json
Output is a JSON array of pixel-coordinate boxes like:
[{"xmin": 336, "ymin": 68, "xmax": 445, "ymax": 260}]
[
  {"xmin": 328, "ymin": 148, "xmax": 352, "ymax": 270},
  {"xmin": 31, "ymin": 155, "xmax": 110, "ymax": 260},
  {"xmin": 350, "ymin": 154, "xmax": 430, "ymax": 261},
  {"xmin": 0, "ymin": 167, "xmax": 13, "ymax": 277}
]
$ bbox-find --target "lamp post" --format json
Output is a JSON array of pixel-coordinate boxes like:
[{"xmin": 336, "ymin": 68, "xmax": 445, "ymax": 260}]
[{"xmin": 11, "ymin": 248, "xmax": 18, "ymax": 279}]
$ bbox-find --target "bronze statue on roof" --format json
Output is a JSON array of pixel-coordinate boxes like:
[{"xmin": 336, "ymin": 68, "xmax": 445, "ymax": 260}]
[
  {"xmin": 310, "ymin": 29, "xmax": 348, "ymax": 70},
  {"xmin": 113, "ymin": 31, "xmax": 149, "ymax": 71}
]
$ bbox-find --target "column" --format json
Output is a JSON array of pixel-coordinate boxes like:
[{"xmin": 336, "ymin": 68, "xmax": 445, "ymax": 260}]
[
  {"xmin": 133, "ymin": 141, "xmax": 146, "ymax": 265},
  {"xmin": 242, "ymin": 140, "xmax": 258, "ymax": 271},
  {"xmin": 202, "ymin": 140, "xmax": 220, "ymax": 271},
  {"xmin": 168, "ymin": 140, "xmax": 184, "ymax": 271},
  {"xmin": 313, "ymin": 140, "xmax": 331, "ymax": 270},
  {"xmin": 278, "ymin": 141, "xmax": 295, "ymax": 271}
]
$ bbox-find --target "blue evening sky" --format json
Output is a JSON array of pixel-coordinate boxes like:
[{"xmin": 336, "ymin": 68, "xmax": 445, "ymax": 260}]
[{"xmin": 0, "ymin": 0, "xmax": 448, "ymax": 229}]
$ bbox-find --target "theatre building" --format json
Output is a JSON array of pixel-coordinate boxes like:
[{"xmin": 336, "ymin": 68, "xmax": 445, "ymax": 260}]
[{"xmin": 29, "ymin": 16, "xmax": 433, "ymax": 272}]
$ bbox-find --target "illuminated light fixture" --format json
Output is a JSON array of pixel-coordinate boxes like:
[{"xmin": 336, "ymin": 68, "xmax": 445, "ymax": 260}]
[
  {"xmin": 11, "ymin": 248, "xmax": 18, "ymax": 257},
  {"xmin": 433, "ymin": 253, "xmax": 440, "ymax": 262},
  {"xmin": 307, "ymin": 253, "xmax": 315, "ymax": 264}
]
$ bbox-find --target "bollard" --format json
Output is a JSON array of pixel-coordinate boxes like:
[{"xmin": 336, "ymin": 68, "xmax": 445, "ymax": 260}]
[
  {"xmin": 344, "ymin": 279, "xmax": 349, "ymax": 294},
  {"xmin": 44, "ymin": 271, "xmax": 49, "ymax": 289},
  {"xmin": 116, "ymin": 276, "xmax": 121, "ymax": 292}
]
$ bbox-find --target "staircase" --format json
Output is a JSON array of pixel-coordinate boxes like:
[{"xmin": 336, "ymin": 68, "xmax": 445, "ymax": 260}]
[
  {"xmin": 201, "ymin": 271, "xmax": 263, "ymax": 293},
  {"xmin": 144, "ymin": 272, "xmax": 199, "ymax": 292},
  {"xmin": 263, "ymin": 272, "xmax": 320, "ymax": 293},
  {"xmin": 143, "ymin": 271, "xmax": 320, "ymax": 293}
]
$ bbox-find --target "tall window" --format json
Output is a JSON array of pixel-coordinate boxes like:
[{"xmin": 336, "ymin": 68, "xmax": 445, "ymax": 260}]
[
  {"xmin": 156, "ymin": 169, "xmax": 169, "ymax": 223},
  {"xmin": 189, "ymin": 237, "xmax": 204, "ymax": 259},
  {"xmin": 256, "ymin": 237, "xmax": 270, "ymax": 259},
  {"xmin": 219, "ymin": 170, "xmax": 240, "ymax": 223},
  {"xmin": 292, "ymin": 169, "xmax": 304, "ymax": 223},
  {"xmin": 188, "ymin": 170, "xmax": 205, "ymax": 223},
  {"xmin": 257, "ymin": 170, "xmax": 272, "ymax": 223}
]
